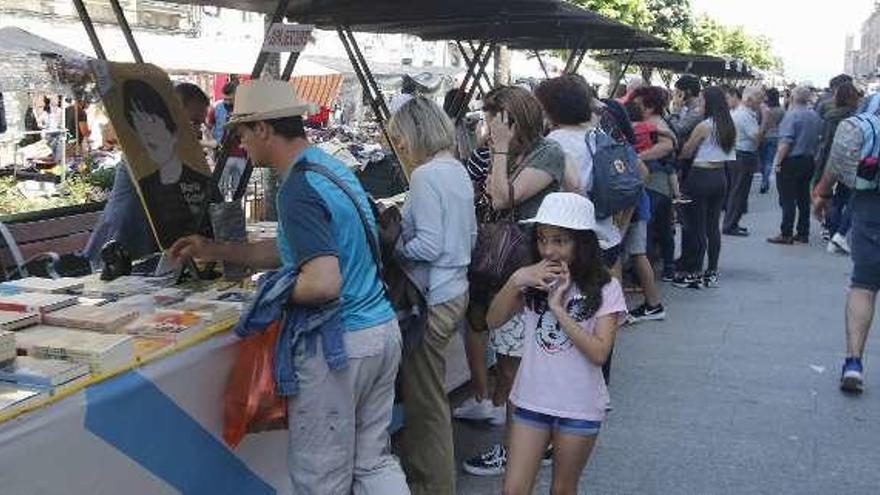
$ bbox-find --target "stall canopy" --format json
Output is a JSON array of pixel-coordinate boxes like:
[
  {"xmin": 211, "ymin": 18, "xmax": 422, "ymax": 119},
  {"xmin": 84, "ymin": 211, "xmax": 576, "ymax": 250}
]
[
  {"xmin": 595, "ymin": 49, "xmax": 758, "ymax": 81},
  {"xmin": 0, "ymin": 27, "xmax": 90, "ymax": 92}
]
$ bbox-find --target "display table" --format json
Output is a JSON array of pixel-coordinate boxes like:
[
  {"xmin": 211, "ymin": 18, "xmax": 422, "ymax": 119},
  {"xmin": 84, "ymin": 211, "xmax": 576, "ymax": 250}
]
[{"xmin": 0, "ymin": 318, "xmax": 471, "ymax": 494}]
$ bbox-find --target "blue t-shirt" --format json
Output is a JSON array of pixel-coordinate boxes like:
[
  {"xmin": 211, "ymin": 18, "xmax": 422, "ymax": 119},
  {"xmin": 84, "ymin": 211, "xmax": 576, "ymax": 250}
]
[{"xmin": 276, "ymin": 147, "xmax": 394, "ymax": 332}]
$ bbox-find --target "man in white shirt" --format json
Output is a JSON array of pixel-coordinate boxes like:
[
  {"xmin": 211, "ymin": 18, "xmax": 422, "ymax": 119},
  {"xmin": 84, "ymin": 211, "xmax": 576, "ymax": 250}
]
[{"xmin": 724, "ymin": 87, "xmax": 764, "ymax": 236}]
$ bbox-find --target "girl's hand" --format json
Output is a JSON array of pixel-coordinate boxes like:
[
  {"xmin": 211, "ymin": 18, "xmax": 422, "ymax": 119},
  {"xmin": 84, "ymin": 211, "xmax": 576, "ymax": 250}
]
[
  {"xmin": 513, "ymin": 260, "xmax": 564, "ymax": 291},
  {"xmin": 488, "ymin": 111, "xmax": 514, "ymax": 152},
  {"xmin": 548, "ymin": 263, "xmax": 571, "ymax": 315}
]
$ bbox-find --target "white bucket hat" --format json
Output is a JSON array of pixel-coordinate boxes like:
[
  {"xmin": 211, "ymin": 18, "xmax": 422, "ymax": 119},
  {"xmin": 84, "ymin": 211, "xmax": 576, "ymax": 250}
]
[
  {"xmin": 520, "ymin": 192, "xmax": 597, "ymax": 231},
  {"xmin": 225, "ymin": 80, "xmax": 317, "ymax": 127}
]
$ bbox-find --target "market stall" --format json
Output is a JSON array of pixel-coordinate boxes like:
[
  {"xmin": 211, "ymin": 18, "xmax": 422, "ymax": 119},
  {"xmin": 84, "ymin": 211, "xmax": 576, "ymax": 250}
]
[{"xmin": 595, "ymin": 48, "xmax": 760, "ymax": 86}]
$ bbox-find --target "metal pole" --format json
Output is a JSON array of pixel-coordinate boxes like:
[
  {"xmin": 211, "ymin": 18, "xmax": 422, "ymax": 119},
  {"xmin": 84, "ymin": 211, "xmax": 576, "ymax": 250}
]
[
  {"xmin": 534, "ymin": 50, "xmax": 550, "ymax": 79},
  {"xmin": 281, "ymin": 51, "xmax": 301, "ymax": 81},
  {"xmin": 459, "ymin": 41, "xmax": 495, "ymax": 122},
  {"xmin": 455, "ymin": 42, "xmax": 488, "ymax": 96},
  {"xmin": 251, "ymin": 0, "xmax": 291, "ymax": 79},
  {"xmin": 344, "ymin": 27, "xmax": 390, "ymax": 121},
  {"xmin": 572, "ymin": 48, "xmax": 588, "ymax": 74},
  {"xmin": 451, "ymin": 40, "xmax": 487, "ymax": 119},
  {"xmin": 464, "ymin": 41, "xmax": 495, "ymax": 91},
  {"xmin": 109, "ymin": 0, "xmax": 143, "ymax": 63},
  {"xmin": 71, "ymin": 0, "xmax": 107, "ymax": 61},
  {"xmin": 608, "ymin": 49, "xmax": 637, "ymax": 98}
]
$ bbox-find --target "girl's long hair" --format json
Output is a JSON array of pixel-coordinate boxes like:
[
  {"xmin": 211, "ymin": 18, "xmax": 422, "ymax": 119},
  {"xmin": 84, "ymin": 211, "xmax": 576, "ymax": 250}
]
[
  {"xmin": 482, "ymin": 86, "xmax": 545, "ymax": 159},
  {"xmin": 528, "ymin": 228, "xmax": 611, "ymax": 320},
  {"xmin": 702, "ymin": 86, "xmax": 736, "ymax": 153}
]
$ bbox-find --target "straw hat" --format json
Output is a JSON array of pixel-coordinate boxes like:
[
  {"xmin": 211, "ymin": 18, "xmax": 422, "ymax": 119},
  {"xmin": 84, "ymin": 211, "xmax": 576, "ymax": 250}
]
[
  {"xmin": 520, "ymin": 193, "xmax": 597, "ymax": 232},
  {"xmin": 225, "ymin": 80, "xmax": 316, "ymax": 127}
]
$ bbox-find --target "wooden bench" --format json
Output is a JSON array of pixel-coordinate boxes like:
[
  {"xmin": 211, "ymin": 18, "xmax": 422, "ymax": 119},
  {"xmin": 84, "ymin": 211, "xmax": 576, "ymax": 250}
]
[{"xmin": 0, "ymin": 202, "xmax": 105, "ymax": 280}]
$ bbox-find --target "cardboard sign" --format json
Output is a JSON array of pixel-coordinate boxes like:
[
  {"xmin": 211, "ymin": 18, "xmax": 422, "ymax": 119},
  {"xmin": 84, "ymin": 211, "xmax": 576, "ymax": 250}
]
[
  {"xmin": 261, "ymin": 23, "xmax": 313, "ymax": 53},
  {"xmin": 99, "ymin": 62, "xmax": 212, "ymax": 250}
]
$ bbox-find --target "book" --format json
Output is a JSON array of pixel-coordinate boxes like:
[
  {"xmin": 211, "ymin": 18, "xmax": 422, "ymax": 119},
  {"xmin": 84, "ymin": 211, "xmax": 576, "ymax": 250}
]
[
  {"xmin": 187, "ymin": 288, "xmax": 254, "ymax": 311},
  {"xmin": 133, "ymin": 337, "xmax": 172, "ymax": 359},
  {"xmin": 0, "ymin": 277, "xmax": 84, "ymax": 294},
  {"xmin": 15, "ymin": 326, "xmax": 135, "ymax": 374},
  {"xmin": 124, "ymin": 311, "xmax": 209, "ymax": 343},
  {"xmin": 0, "ymin": 310, "xmax": 40, "ymax": 331},
  {"xmin": 0, "ymin": 331, "xmax": 14, "ymax": 363},
  {"xmin": 43, "ymin": 304, "xmax": 140, "ymax": 332},
  {"xmin": 0, "ymin": 383, "xmax": 45, "ymax": 412},
  {"xmin": 0, "ymin": 293, "xmax": 78, "ymax": 315},
  {"xmin": 0, "ymin": 356, "xmax": 90, "ymax": 387},
  {"xmin": 162, "ymin": 300, "xmax": 239, "ymax": 323},
  {"xmin": 80, "ymin": 275, "xmax": 160, "ymax": 299}
]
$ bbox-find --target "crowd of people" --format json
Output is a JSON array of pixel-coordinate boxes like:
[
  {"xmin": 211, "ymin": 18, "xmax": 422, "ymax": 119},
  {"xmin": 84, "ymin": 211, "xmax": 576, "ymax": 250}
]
[{"xmin": 155, "ymin": 69, "xmax": 880, "ymax": 495}]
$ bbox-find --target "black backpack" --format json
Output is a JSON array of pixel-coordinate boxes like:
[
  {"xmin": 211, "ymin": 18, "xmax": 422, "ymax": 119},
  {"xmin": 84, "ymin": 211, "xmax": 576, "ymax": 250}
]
[{"xmin": 586, "ymin": 129, "xmax": 643, "ymax": 219}]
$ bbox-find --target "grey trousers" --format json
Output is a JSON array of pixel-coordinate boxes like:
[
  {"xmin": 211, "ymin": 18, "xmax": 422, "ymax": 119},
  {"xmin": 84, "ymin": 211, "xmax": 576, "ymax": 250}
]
[
  {"xmin": 287, "ymin": 320, "xmax": 410, "ymax": 495},
  {"xmin": 723, "ymin": 151, "xmax": 758, "ymax": 232}
]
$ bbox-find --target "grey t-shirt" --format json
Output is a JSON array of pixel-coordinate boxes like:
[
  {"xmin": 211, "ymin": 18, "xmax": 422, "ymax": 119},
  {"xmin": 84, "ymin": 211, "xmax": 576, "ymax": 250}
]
[
  {"xmin": 778, "ymin": 106, "xmax": 824, "ymax": 158},
  {"xmin": 509, "ymin": 138, "xmax": 566, "ymax": 220}
]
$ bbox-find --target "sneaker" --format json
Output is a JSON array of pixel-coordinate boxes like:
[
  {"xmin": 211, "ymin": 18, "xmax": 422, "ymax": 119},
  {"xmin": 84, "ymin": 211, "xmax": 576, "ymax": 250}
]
[
  {"xmin": 453, "ymin": 397, "xmax": 494, "ymax": 421},
  {"xmin": 821, "ymin": 229, "xmax": 832, "ymax": 241},
  {"xmin": 672, "ymin": 274, "xmax": 702, "ymax": 289},
  {"xmin": 541, "ymin": 446, "xmax": 554, "ymax": 466},
  {"xmin": 830, "ymin": 233, "xmax": 851, "ymax": 254},
  {"xmin": 767, "ymin": 235, "xmax": 794, "ymax": 245},
  {"xmin": 489, "ymin": 403, "xmax": 507, "ymax": 426},
  {"xmin": 723, "ymin": 227, "xmax": 749, "ymax": 237},
  {"xmin": 703, "ymin": 271, "xmax": 720, "ymax": 288},
  {"xmin": 661, "ymin": 269, "xmax": 675, "ymax": 283},
  {"xmin": 840, "ymin": 357, "xmax": 864, "ymax": 394},
  {"xmin": 827, "ymin": 241, "xmax": 845, "ymax": 255},
  {"xmin": 463, "ymin": 444, "xmax": 506, "ymax": 476},
  {"xmin": 627, "ymin": 303, "xmax": 666, "ymax": 323}
]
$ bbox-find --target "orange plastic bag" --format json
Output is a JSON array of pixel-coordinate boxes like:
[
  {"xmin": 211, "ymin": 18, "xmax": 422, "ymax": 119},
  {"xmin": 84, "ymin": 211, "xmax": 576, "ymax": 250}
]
[{"xmin": 223, "ymin": 320, "xmax": 288, "ymax": 449}]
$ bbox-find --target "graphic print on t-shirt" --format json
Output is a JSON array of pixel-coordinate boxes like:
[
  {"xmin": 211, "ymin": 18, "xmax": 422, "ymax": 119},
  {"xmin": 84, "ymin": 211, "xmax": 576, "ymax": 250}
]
[{"xmin": 533, "ymin": 293, "xmax": 600, "ymax": 355}]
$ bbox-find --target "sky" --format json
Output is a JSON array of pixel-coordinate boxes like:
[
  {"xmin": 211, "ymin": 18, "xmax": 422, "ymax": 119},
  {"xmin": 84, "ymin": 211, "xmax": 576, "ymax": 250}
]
[{"xmin": 692, "ymin": 0, "xmax": 875, "ymax": 84}]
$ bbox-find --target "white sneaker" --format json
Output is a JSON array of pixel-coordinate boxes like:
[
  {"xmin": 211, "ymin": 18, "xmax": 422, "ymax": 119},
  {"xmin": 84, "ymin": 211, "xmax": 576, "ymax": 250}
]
[
  {"xmin": 831, "ymin": 233, "xmax": 851, "ymax": 254},
  {"xmin": 453, "ymin": 397, "xmax": 494, "ymax": 421},
  {"xmin": 489, "ymin": 403, "xmax": 507, "ymax": 426}
]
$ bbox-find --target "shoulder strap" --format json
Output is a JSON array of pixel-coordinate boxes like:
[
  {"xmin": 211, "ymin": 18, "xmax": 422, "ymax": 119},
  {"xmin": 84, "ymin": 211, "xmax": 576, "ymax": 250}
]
[{"xmin": 299, "ymin": 163, "xmax": 383, "ymax": 274}]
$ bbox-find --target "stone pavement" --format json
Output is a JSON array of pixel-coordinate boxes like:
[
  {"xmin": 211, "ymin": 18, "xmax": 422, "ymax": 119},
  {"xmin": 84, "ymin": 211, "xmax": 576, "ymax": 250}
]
[{"xmin": 453, "ymin": 183, "xmax": 880, "ymax": 494}]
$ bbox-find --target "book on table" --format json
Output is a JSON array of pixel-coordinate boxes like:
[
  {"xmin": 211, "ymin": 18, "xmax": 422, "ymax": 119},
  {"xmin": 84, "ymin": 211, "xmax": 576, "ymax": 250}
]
[
  {"xmin": 15, "ymin": 326, "xmax": 135, "ymax": 374},
  {"xmin": 0, "ymin": 383, "xmax": 46, "ymax": 413},
  {"xmin": 187, "ymin": 288, "xmax": 254, "ymax": 311},
  {"xmin": 162, "ymin": 300, "xmax": 239, "ymax": 323},
  {"xmin": 0, "ymin": 310, "xmax": 40, "ymax": 331},
  {"xmin": 0, "ymin": 293, "xmax": 78, "ymax": 315},
  {"xmin": 0, "ymin": 331, "xmax": 15, "ymax": 363},
  {"xmin": 0, "ymin": 277, "xmax": 85, "ymax": 294},
  {"xmin": 0, "ymin": 356, "xmax": 90, "ymax": 387},
  {"xmin": 42, "ymin": 304, "xmax": 140, "ymax": 332},
  {"xmin": 123, "ymin": 311, "xmax": 209, "ymax": 343}
]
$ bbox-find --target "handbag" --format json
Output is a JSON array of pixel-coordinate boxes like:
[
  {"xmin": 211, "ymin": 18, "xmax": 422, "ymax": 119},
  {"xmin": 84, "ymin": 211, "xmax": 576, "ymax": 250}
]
[
  {"xmin": 223, "ymin": 320, "xmax": 287, "ymax": 449},
  {"xmin": 469, "ymin": 156, "xmax": 534, "ymax": 294}
]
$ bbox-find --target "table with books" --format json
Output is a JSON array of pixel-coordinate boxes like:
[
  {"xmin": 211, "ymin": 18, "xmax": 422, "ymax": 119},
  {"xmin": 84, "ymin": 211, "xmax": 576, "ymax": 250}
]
[{"xmin": 0, "ymin": 274, "xmax": 294, "ymax": 494}]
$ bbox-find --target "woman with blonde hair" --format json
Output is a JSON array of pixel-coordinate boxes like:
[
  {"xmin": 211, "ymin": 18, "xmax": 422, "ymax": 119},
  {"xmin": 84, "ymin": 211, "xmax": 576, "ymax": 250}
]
[{"xmin": 387, "ymin": 96, "xmax": 477, "ymax": 495}]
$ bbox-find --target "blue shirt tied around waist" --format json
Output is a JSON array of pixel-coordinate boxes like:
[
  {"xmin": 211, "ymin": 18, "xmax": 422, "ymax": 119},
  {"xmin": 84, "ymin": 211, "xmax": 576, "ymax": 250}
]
[
  {"xmin": 275, "ymin": 146, "xmax": 395, "ymax": 333},
  {"xmin": 235, "ymin": 267, "xmax": 347, "ymax": 397}
]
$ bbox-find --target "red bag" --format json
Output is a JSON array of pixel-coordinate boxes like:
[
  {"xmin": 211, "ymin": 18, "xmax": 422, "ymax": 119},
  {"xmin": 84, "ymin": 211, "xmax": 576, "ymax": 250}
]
[{"xmin": 223, "ymin": 320, "xmax": 288, "ymax": 449}]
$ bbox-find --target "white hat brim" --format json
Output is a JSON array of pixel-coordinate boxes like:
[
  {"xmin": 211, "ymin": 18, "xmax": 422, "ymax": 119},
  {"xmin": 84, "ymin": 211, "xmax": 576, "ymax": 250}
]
[{"xmin": 225, "ymin": 103, "xmax": 317, "ymax": 128}]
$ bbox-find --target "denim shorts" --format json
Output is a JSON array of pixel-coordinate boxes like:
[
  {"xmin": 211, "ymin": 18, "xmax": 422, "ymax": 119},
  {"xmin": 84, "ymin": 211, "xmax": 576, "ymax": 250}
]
[
  {"xmin": 851, "ymin": 194, "xmax": 880, "ymax": 292},
  {"xmin": 512, "ymin": 407, "xmax": 601, "ymax": 437}
]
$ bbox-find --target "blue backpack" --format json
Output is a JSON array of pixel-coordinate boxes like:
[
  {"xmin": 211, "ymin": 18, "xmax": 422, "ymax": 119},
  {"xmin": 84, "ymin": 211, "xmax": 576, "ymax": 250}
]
[{"xmin": 586, "ymin": 129, "xmax": 643, "ymax": 219}]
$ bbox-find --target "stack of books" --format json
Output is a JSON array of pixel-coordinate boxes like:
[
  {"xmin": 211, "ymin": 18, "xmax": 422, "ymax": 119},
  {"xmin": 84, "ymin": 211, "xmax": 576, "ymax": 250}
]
[
  {"xmin": 0, "ymin": 311, "xmax": 40, "ymax": 331},
  {"xmin": 162, "ymin": 300, "xmax": 239, "ymax": 323},
  {"xmin": 0, "ymin": 331, "xmax": 15, "ymax": 363},
  {"xmin": 0, "ymin": 383, "xmax": 46, "ymax": 413},
  {"xmin": 0, "ymin": 356, "xmax": 90, "ymax": 388},
  {"xmin": 188, "ymin": 287, "xmax": 254, "ymax": 311},
  {"xmin": 0, "ymin": 293, "xmax": 78, "ymax": 316},
  {"xmin": 43, "ymin": 305, "xmax": 140, "ymax": 333},
  {"xmin": 124, "ymin": 311, "xmax": 209, "ymax": 343},
  {"xmin": 80, "ymin": 275, "xmax": 159, "ymax": 299},
  {"xmin": 15, "ymin": 326, "xmax": 135, "ymax": 374},
  {"xmin": 0, "ymin": 277, "xmax": 84, "ymax": 294}
]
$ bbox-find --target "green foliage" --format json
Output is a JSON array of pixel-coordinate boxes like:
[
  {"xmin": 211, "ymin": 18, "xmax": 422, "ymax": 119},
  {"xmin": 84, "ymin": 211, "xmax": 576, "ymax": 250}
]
[{"xmin": 0, "ymin": 171, "xmax": 110, "ymax": 216}]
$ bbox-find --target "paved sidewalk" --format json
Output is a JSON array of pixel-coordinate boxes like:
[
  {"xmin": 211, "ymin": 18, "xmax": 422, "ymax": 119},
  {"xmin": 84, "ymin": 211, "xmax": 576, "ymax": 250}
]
[{"xmin": 454, "ymin": 183, "xmax": 880, "ymax": 494}]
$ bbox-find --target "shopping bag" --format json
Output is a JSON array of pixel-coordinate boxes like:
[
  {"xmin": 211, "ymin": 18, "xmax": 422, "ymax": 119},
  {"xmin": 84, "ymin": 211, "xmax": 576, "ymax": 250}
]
[{"xmin": 223, "ymin": 320, "xmax": 288, "ymax": 449}]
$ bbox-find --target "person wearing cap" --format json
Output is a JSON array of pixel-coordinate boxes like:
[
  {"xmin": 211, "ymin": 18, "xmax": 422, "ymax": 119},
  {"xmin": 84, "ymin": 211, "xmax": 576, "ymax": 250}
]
[
  {"xmin": 170, "ymin": 80, "xmax": 409, "ymax": 495},
  {"xmin": 485, "ymin": 192, "xmax": 626, "ymax": 495}
]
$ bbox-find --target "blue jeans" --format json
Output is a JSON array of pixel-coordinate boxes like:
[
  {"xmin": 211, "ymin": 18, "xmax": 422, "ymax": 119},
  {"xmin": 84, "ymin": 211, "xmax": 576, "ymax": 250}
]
[{"xmin": 760, "ymin": 138, "xmax": 779, "ymax": 190}]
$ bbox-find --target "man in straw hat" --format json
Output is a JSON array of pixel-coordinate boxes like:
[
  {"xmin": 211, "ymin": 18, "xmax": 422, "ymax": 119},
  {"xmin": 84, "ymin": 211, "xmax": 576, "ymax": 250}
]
[{"xmin": 170, "ymin": 80, "xmax": 410, "ymax": 495}]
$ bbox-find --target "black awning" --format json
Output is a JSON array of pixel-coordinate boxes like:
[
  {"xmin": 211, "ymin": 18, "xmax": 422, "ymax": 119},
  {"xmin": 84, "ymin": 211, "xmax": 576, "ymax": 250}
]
[{"xmin": 595, "ymin": 49, "xmax": 757, "ymax": 79}]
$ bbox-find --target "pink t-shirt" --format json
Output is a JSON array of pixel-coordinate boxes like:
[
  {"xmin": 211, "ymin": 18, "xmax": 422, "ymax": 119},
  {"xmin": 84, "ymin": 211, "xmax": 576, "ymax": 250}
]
[{"xmin": 509, "ymin": 279, "xmax": 626, "ymax": 421}]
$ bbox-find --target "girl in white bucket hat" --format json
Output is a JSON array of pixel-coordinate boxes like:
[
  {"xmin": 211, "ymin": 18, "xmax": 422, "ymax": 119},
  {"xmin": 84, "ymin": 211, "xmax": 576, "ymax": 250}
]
[{"xmin": 486, "ymin": 192, "xmax": 627, "ymax": 494}]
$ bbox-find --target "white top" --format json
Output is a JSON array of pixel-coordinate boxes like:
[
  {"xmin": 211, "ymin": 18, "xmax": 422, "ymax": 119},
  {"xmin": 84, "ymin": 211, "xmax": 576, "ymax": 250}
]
[
  {"xmin": 694, "ymin": 118, "xmax": 736, "ymax": 163},
  {"xmin": 546, "ymin": 127, "xmax": 622, "ymax": 250}
]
